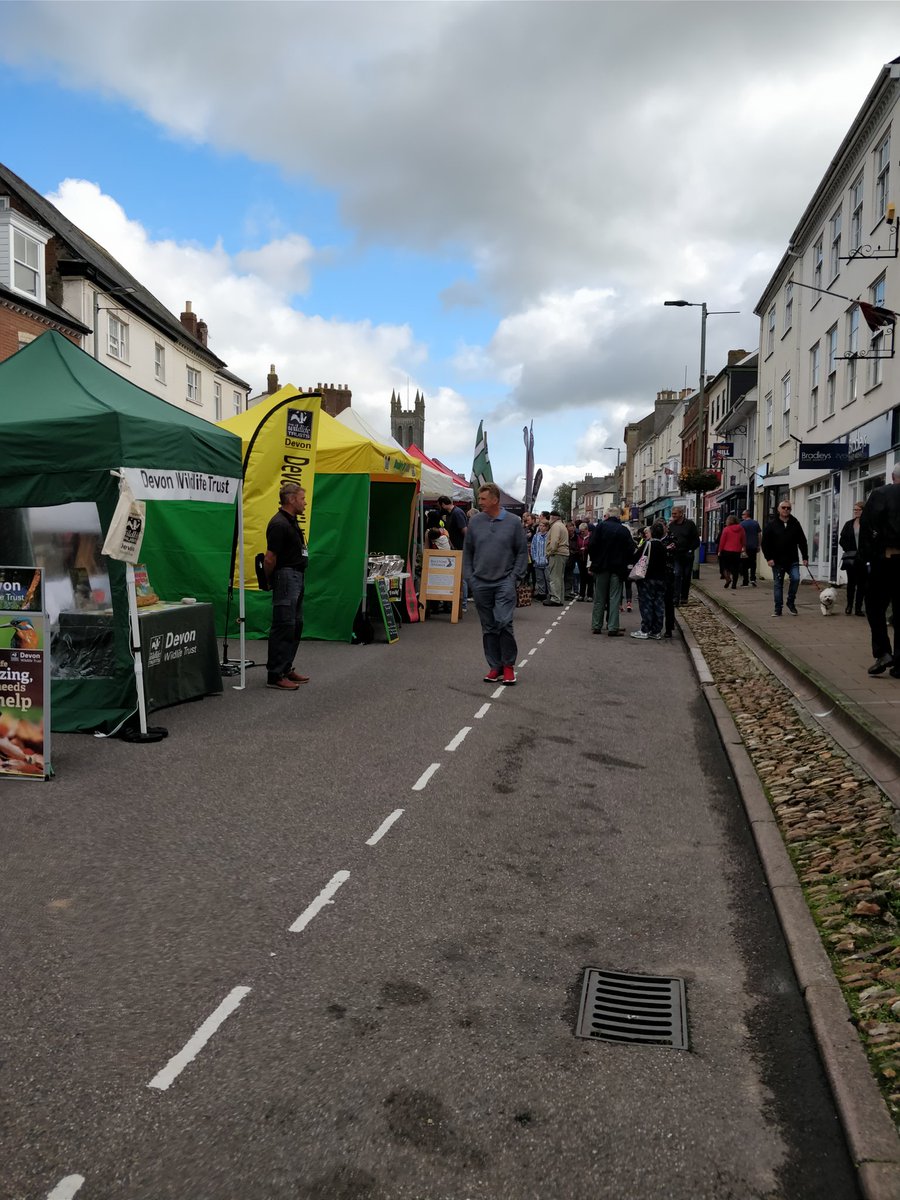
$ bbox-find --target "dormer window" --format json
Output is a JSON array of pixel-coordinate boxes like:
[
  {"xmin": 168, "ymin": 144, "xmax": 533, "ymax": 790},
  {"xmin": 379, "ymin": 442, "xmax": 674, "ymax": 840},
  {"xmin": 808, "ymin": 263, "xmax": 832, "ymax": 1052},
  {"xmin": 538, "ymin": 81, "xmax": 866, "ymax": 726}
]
[
  {"xmin": 14, "ymin": 230, "xmax": 40, "ymax": 296},
  {"xmin": 0, "ymin": 208, "xmax": 50, "ymax": 305}
]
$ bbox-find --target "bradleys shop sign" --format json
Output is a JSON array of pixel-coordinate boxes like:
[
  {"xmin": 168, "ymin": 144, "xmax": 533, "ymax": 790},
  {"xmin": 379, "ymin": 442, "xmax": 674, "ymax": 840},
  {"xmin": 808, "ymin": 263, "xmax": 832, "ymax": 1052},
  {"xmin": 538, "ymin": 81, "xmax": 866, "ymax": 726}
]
[{"xmin": 798, "ymin": 443, "xmax": 850, "ymax": 471}]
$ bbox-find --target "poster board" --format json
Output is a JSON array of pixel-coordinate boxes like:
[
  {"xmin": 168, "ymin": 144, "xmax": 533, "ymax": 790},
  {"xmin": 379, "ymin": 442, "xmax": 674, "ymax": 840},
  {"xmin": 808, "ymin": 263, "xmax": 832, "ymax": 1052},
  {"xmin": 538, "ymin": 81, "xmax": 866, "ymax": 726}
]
[
  {"xmin": 372, "ymin": 578, "xmax": 400, "ymax": 643},
  {"xmin": 0, "ymin": 566, "xmax": 50, "ymax": 780},
  {"xmin": 422, "ymin": 550, "xmax": 463, "ymax": 624}
]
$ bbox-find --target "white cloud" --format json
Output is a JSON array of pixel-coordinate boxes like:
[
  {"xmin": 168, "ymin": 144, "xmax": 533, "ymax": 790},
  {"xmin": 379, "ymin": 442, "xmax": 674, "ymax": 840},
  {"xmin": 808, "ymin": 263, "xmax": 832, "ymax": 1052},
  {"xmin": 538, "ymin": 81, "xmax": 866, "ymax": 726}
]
[{"xmin": 46, "ymin": 178, "xmax": 439, "ymax": 436}]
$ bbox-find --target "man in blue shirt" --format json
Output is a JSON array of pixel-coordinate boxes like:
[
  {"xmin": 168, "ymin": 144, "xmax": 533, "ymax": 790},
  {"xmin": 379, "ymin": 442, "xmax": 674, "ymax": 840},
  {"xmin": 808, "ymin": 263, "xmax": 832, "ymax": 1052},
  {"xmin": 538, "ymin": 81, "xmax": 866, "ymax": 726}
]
[
  {"xmin": 740, "ymin": 508, "xmax": 762, "ymax": 587},
  {"xmin": 463, "ymin": 483, "xmax": 528, "ymax": 686}
]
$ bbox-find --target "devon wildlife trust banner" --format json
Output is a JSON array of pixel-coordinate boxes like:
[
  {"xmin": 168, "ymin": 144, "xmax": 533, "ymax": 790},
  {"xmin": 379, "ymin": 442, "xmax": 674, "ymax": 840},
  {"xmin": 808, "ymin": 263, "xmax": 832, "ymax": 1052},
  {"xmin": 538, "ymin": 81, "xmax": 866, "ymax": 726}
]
[
  {"xmin": 225, "ymin": 394, "xmax": 322, "ymax": 591},
  {"xmin": 0, "ymin": 566, "xmax": 50, "ymax": 780}
]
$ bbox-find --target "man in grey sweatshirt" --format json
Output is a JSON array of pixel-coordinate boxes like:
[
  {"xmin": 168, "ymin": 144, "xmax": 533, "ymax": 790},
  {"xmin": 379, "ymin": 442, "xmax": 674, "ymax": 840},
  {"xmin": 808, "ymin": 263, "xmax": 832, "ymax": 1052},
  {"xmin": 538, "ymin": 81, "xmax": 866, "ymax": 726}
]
[{"xmin": 463, "ymin": 483, "xmax": 528, "ymax": 686}]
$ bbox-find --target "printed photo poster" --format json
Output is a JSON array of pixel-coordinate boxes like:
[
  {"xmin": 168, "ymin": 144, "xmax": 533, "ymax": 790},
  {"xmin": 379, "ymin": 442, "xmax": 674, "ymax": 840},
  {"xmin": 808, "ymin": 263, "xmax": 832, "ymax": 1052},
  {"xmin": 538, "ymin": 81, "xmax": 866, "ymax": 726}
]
[
  {"xmin": 0, "ymin": 566, "xmax": 42, "ymax": 613},
  {"xmin": 0, "ymin": 567, "xmax": 49, "ymax": 780}
]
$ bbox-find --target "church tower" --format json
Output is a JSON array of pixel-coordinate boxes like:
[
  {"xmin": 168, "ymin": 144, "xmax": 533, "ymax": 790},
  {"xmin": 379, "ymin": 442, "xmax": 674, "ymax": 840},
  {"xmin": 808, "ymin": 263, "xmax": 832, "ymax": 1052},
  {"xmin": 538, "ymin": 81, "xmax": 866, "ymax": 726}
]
[{"xmin": 390, "ymin": 389, "xmax": 425, "ymax": 450}]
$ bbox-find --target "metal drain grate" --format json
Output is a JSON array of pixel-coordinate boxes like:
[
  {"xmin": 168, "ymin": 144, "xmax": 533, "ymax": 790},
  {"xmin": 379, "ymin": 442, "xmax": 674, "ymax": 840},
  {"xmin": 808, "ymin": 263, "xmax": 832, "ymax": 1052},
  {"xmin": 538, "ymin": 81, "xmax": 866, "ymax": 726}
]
[{"xmin": 575, "ymin": 968, "xmax": 688, "ymax": 1049}]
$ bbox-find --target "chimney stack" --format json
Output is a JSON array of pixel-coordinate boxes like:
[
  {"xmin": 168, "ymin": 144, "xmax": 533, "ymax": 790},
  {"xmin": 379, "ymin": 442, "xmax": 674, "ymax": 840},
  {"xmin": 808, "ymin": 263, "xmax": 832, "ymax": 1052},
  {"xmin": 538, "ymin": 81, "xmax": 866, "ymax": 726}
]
[
  {"xmin": 267, "ymin": 364, "xmax": 279, "ymax": 394},
  {"xmin": 197, "ymin": 319, "xmax": 208, "ymax": 348},
  {"xmin": 180, "ymin": 300, "xmax": 199, "ymax": 339}
]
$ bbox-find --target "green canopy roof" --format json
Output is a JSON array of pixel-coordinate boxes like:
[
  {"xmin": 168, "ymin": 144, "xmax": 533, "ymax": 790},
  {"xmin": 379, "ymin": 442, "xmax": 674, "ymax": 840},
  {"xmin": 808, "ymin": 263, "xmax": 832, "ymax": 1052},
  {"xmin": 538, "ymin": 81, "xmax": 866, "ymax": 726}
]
[{"xmin": 0, "ymin": 331, "xmax": 242, "ymax": 488}]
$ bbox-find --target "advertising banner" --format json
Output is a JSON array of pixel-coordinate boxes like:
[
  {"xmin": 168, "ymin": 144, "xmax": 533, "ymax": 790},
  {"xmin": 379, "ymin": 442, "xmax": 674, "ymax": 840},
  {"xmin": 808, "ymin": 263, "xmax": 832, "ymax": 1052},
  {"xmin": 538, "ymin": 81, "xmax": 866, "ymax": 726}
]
[
  {"xmin": 0, "ymin": 566, "xmax": 50, "ymax": 780},
  {"xmin": 233, "ymin": 397, "xmax": 322, "ymax": 590}
]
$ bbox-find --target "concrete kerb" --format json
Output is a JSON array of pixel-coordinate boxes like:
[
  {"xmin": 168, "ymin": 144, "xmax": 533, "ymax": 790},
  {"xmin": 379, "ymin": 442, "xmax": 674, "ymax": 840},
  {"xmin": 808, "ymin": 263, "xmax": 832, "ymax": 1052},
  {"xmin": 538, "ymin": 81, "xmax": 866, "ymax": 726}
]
[
  {"xmin": 678, "ymin": 613, "xmax": 900, "ymax": 1198},
  {"xmin": 695, "ymin": 582, "xmax": 900, "ymax": 814}
]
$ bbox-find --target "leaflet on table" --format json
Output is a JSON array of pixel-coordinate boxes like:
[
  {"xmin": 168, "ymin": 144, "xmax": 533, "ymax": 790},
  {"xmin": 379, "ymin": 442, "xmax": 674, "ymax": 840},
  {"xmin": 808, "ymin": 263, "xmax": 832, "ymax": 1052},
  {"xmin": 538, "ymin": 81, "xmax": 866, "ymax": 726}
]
[{"xmin": 0, "ymin": 566, "xmax": 50, "ymax": 780}]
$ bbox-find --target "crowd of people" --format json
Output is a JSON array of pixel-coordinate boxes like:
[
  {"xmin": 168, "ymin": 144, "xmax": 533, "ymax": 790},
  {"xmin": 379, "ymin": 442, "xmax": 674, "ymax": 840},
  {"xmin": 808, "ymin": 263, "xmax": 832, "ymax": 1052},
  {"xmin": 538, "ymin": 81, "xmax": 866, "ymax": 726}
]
[{"xmin": 259, "ymin": 467, "xmax": 900, "ymax": 691}]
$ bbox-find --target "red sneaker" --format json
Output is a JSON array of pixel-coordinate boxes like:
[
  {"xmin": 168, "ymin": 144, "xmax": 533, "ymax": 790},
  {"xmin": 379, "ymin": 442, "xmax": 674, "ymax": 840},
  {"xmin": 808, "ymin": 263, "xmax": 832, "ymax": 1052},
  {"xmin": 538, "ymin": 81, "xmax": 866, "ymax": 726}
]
[
  {"xmin": 501, "ymin": 665, "xmax": 517, "ymax": 686},
  {"xmin": 484, "ymin": 667, "xmax": 502, "ymax": 682}
]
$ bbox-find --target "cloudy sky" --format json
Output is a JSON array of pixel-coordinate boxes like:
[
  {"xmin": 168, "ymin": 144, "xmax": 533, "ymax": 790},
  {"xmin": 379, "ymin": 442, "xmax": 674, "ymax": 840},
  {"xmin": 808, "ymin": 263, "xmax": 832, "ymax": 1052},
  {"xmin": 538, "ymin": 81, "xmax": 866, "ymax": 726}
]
[{"xmin": 3, "ymin": 1, "xmax": 899, "ymax": 501}]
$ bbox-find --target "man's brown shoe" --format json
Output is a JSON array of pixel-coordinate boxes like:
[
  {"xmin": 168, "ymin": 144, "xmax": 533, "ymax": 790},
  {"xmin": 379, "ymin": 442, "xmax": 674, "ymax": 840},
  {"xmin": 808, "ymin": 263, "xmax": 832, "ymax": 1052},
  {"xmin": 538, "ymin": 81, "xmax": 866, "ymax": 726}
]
[
  {"xmin": 267, "ymin": 677, "xmax": 300, "ymax": 691},
  {"xmin": 286, "ymin": 671, "xmax": 310, "ymax": 683}
]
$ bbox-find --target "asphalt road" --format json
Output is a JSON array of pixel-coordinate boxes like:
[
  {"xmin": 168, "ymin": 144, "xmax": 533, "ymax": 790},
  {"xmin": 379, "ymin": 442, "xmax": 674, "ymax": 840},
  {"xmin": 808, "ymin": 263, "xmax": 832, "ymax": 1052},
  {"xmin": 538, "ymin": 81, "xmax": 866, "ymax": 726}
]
[{"xmin": 0, "ymin": 598, "xmax": 860, "ymax": 1199}]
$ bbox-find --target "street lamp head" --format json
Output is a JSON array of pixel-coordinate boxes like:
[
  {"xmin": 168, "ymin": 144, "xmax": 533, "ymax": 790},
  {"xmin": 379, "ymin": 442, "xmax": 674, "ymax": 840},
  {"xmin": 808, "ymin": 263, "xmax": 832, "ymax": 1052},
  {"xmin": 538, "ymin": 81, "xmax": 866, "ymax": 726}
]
[{"xmin": 663, "ymin": 300, "xmax": 692, "ymax": 307}]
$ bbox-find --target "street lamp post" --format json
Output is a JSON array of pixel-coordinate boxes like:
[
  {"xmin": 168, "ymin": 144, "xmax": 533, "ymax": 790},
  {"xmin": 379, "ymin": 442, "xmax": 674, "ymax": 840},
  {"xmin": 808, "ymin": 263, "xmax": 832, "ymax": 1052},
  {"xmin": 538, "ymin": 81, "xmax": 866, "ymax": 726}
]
[
  {"xmin": 664, "ymin": 299, "xmax": 738, "ymax": 563},
  {"xmin": 604, "ymin": 446, "xmax": 623, "ymax": 506}
]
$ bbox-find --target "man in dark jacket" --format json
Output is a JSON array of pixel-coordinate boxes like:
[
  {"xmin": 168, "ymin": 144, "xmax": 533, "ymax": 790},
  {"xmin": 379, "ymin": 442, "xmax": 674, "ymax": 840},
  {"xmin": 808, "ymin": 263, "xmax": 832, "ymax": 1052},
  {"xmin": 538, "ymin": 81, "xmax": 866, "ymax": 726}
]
[
  {"xmin": 761, "ymin": 500, "xmax": 808, "ymax": 616},
  {"xmin": 587, "ymin": 506, "xmax": 636, "ymax": 636},
  {"xmin": 859, "ymin": 465, "xmax": 900, "ymax": 676},
  {"xmin": 667, "ymin": 506, "xmax": 700, "ymax": 604}
]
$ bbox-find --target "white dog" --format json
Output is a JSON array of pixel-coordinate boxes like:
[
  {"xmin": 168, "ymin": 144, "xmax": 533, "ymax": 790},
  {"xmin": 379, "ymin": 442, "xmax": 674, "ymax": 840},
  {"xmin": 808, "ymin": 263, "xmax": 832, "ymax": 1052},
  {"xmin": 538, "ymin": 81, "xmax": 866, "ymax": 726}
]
[{"xmin": 818, "ymin": 586, "xmax": 836, "ymax": 616}]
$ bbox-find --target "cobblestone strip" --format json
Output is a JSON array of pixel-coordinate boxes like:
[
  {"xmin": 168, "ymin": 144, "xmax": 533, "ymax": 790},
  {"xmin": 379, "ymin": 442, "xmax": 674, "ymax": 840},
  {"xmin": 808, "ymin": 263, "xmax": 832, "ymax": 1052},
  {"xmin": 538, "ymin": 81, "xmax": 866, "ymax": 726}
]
[{"xmin": 678, "ymin": 600, "xmax": 900, "ymax": 1124}]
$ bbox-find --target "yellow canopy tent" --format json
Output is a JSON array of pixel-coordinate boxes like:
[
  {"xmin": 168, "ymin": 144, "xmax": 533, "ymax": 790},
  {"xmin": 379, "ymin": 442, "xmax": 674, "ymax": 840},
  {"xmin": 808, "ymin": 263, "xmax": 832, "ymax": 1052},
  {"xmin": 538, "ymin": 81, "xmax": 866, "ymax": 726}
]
[{"xmin": 219, "ymin": 387, "xmax": 420, "ymax": 641}]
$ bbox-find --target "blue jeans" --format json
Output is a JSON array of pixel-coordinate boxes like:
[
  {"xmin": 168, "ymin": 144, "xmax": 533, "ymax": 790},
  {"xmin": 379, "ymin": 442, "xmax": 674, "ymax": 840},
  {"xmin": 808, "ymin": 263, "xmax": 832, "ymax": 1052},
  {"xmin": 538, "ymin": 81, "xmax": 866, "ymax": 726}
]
[
  {"xmin": 672, "ymin": 553, "xmax": 694, "ymax": 603},
  {"xmin": 772, "ymin": 563, "xmax": 800, "ymax": 613},
  {"xmin": 267, "ymin": 567, "xmax": 305, "ymax": 680},
  {"xmin": 470, "ymin": 575, "xmax": 518, "ymax": 669}
]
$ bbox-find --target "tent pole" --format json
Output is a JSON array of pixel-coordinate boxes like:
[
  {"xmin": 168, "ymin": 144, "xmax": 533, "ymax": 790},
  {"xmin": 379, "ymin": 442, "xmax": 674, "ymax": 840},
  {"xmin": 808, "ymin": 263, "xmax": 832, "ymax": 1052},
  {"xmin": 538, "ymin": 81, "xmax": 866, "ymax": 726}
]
[
  {"xmin": 234, "ymin": 480, "xmax": 247, "ymax": 691},
  {"xmin": 121, "ymin": 561, "xmax": 166, "ymax": 743}
]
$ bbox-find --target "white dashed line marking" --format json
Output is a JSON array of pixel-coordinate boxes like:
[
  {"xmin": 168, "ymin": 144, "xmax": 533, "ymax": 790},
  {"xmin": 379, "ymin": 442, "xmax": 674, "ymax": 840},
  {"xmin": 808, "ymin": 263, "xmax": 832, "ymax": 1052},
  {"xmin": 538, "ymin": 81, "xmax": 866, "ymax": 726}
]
[
  {"xmin": 474, "ymin": 703, "xmax": 491, "ymax": 719},
  {"xmin": 366, "ymin": 809, "xmax": 404, "ymax": 845},
  {"xmin": 528, "ymin": 648, "xmax": 537, "ymax": 655},
  {"xmin": 544, "ymin": 628, "xmax": 553, "ymax": 635},
  {"xmin": 445, "ymin": 727, "xmax": 472, "ymax": 752},
  {"xmin": 518, "ymin": 659, "xmax": 528, "ymax": 668},
  {"xmin": 148, "ymin": 986, "xmax": 251, "ymax": 1091},
  {"xmin": 289, "ymin": 870, "xmax": 350, "ymax": 932},
  {"xmin": 491, "ymin": 686, "xmax": 505, "ymax": 699},
  {"xmin": 412, "ymin": 762, "xmax": 441, "ymax": 790},
  {"xmin": 537, "ymin": 638, "xmax": 545, "ymax": 644},
  {"xmin": 47, "ymin": 1178, "xmax": 85, "ymax": 1200}
]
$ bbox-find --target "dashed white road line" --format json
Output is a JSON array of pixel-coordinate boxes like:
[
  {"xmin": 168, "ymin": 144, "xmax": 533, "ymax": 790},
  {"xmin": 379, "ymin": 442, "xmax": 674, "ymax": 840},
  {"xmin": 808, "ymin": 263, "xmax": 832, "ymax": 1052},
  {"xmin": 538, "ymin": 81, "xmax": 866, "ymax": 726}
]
[
  {"xmin": 147, "ymin": 986, "xmax": 251, "ymax": 1091},
  {"xmin": 366, "ymin": 809, "xmax": 404, "ymax": 845},
  {"xmin": 528, "ymin": 648, "xmax": 537, "ymax": 655},
  {"xmin": 289, "ymin": 869, "xmax": 350, "ymax": 932},
  {"xmin": 412, "ymin": 762, "xmax": 441, "ymax": 790},
  {"xmin": 518, "ymin": 659, "xmax": 528, "ymax": 668},
  {"xmin": 46, "ymin": 1178, "xmax": 85, "ymax": 1200},
  {"xmin": 491, "ymin": 686, "xmax": 505, "ymax": 699},
  {"xmin": 445, "ymin": 727, "xmax": 472, "ymax": 752},
  {"xmin": 537, "ymin": 637, "xmax": 545, "ymax": 644},
  {"xmin": 474, "ymin": 703, "xmax": 491, "ymax": 719}
]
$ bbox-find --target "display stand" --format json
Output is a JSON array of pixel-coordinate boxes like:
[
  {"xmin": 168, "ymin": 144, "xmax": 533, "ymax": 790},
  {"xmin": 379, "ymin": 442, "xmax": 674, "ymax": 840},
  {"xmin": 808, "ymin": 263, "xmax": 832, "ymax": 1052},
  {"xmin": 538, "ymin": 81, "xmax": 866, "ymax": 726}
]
[
  {"xmin": 421, "ymin": 550, "xmax": 463, "ymax": 623},
  {"xmin": 372, "ymin": 577, "xmax": 400, "ymax": 643},
  {"xmin": 0, "ymin": 565, "xmax": 51, "ymax": 779}
]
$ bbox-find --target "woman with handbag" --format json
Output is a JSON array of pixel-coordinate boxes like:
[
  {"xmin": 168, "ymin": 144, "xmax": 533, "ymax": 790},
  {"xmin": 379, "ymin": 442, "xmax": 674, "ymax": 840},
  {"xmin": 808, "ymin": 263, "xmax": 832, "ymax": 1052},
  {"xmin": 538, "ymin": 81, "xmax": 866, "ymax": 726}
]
[
  {"xmin": 839, "ymin": 501, "xmax": 866, "ymax": 615},
  {"xmin": 631, "ymin": 522, "xmax": 668, "ymax": 640}
]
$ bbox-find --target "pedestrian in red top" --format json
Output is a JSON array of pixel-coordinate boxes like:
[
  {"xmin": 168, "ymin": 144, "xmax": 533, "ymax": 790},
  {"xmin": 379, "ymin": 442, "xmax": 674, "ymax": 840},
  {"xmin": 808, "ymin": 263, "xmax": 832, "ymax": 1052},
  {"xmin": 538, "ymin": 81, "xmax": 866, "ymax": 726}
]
[{"xmin": 718, "ymin": 514, "xmax": 746, "ymax": 590}]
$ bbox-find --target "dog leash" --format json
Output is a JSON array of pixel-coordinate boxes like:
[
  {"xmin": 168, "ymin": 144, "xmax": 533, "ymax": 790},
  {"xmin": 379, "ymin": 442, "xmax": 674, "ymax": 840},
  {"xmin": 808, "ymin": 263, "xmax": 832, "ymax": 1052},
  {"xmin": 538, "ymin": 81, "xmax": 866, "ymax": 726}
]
[{"xmin": 804, "ymin": 563, "xmax": 823, "ymax": 593}]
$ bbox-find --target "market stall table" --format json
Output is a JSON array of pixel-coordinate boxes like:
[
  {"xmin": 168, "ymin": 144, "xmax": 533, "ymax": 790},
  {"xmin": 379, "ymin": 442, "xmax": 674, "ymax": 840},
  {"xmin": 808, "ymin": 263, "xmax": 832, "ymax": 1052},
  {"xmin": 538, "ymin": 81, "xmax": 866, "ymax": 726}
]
[{"xmin": 54, "ymin": 602, "xmax": 222, "ymax": 712}]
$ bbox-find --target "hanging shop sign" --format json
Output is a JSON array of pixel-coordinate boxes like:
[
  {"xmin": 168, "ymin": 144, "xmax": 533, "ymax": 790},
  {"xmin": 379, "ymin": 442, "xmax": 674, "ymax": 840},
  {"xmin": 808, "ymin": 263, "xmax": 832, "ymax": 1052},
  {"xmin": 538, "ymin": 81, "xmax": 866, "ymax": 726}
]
[
  {"xmin": 0, "ymin": 566, "xmax": 50, "ymax": 780},
  {"xmin": 798, "ymin": 443, "xmax": 850, "ymax": 471},
  {"xmin": 712, "ymin": 442, "xmax": 734, "ymax": 458}
]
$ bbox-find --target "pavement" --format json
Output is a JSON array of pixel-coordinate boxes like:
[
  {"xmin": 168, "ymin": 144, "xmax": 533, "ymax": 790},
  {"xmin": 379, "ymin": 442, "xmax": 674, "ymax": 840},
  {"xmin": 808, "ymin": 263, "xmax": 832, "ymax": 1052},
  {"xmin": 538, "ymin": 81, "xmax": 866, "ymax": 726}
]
[
  {"xmin": 691, "ymin": 563, "xmax": 900, "ymax": 803},
  {"xmin": 0, "ymin": 596, "xmax": 860, "ymax": 1200}
]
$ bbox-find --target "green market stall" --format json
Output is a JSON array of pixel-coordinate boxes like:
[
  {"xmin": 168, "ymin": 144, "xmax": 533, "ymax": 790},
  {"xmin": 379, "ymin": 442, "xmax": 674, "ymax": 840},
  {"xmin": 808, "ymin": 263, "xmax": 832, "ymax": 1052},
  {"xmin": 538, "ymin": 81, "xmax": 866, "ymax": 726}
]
[
  {"xmin": 219, "ymin": 387, "xmax": 420, "ymax": 642},
  {"xmin": 0, "ymin": 331, "xmax": 243, "ymax": 732}
]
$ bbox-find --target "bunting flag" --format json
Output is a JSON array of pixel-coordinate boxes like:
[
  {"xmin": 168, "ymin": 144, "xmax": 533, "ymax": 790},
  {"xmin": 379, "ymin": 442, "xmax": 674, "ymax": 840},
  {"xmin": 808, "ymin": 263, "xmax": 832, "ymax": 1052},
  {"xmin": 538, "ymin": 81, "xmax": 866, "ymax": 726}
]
[
  {"xmin": 472, "ymin": 420, "xmax": 494, "ymax": 486},
  {"xmin": 531, "ymin": 467, "xmax": 543, "ymax": 509},
  {"xmin": 859, "ymin": 301, "xmax": 896, "ymax": 332},
  {"xmin": 523, "ymin": 421, "xmax": 534, "ymax": 508}
]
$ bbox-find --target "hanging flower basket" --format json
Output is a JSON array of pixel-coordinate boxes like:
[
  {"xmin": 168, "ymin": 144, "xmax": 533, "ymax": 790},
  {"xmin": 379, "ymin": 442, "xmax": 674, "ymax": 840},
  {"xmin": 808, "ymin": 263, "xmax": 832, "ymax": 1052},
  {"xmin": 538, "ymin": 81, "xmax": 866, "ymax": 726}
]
[{"xmin": 678, "ymin": 467, "xmax": 720, "ymax": 493}]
